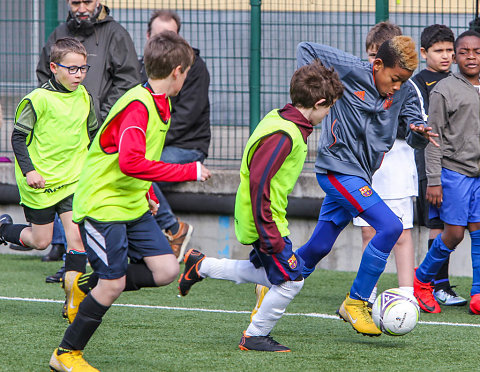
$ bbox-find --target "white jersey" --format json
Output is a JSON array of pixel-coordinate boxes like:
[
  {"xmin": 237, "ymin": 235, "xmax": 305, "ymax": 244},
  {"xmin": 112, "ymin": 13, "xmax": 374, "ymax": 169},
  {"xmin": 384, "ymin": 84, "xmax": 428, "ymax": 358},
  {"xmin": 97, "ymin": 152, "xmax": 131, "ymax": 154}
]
[{"xmin": 371, "ymin": 138, "xmax": 418, "ymax": 199}]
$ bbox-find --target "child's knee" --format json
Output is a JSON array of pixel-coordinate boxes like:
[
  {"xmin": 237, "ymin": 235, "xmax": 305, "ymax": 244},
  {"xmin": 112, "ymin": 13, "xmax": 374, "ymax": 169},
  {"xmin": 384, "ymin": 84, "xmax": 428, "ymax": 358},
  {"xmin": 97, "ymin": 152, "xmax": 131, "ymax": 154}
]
[
  {"xmin": 278, "ymin": 278, "xmax": 304, "ymax": 300},
  {"xmin": 153, "ymin": 263, "xmax": 179, "ymax": 286},
  {"xmin": 33, "ymin": 238, "xmax": 51, "ymax": 251},
  {"xmin": 385, "ymin": 218, "xmax": 403, "ymax": 241}
]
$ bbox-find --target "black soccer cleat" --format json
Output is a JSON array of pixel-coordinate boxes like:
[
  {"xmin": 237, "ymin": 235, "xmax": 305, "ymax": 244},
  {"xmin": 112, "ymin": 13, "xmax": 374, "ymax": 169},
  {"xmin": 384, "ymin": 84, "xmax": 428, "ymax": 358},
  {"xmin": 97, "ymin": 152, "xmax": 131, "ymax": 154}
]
[
  {"xmin": 238, "ymin": 331, "xmax": 291, "ymax": 352},
  {"xmin": 0, "ymin": 214, "xmax": 13, "ymax": 245},
  {"xmin": 178, "ymin": 249, "xmax": 205, "ymax": 296}
]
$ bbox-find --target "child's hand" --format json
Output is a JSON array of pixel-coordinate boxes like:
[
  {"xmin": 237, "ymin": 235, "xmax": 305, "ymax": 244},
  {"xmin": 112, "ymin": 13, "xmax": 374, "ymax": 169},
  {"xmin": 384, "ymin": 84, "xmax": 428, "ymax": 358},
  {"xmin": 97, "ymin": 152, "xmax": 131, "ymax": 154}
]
[
  {"xmin": 199, "ymin": 164, "xmax": 211, "ymax": 182},
  {"xmin": 148, "ymin": 198, "xmax": 159, "ymax": 216},
  {"xmin": 426, "ymin": 185, "xmax": 443, "ymax": 208},
  {"xmin": 26, "ymin": 170, "xmax": 45, "ymax": 189},
  {"xmin": 410, "ymin": 123, "xmax": 440, "ymax": 147}
]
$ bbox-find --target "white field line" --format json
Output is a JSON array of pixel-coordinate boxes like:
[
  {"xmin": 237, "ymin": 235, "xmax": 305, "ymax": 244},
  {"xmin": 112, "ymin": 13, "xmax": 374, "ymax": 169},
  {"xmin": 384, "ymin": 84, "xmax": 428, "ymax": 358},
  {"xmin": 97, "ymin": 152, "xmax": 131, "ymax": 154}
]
[{"xmin": 1, "ymin": 295, "xmax": 480, "ymax": 328}]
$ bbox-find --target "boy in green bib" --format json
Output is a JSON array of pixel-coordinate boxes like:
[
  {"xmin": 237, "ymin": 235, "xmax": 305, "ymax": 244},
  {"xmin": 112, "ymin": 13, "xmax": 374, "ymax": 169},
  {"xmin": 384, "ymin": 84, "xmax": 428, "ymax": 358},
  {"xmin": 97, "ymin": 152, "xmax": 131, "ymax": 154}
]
[
  {"xmin": 178, "ymin": 60, "xmax": 343, "ymax": 352},
  {"xmin": 48, "ymin": 31, "xmax": 211, "ymax": 371},
  {"xmin": 0, "ymin": 37, "xmax": 97, "ymax": 310}
]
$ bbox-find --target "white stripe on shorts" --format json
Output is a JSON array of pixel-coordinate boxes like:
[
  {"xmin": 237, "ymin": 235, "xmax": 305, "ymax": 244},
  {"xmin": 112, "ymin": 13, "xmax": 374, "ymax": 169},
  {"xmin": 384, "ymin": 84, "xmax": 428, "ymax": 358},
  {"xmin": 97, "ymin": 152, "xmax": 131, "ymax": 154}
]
[{"xmin": 84, "ymin": 220, "xmax": 109, "ymax": 266}]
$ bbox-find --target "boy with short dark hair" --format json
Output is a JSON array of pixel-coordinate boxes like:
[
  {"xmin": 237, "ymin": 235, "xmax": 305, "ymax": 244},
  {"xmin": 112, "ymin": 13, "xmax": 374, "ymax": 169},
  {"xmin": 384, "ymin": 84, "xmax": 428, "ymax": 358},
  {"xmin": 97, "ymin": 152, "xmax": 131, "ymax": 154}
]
[
  {"xmin": 294, "ymin": 36, "xmax": 437, "ymax": 336},
  {"xmin": 411, "ymin": 24, "xmax": 466, "ymax": 308},
  {"xmin": 0, "ymin": 37, "xmax": 97, "ymax": 305},
  {"xmin": 413, "ymin": 30, "xmax": 480, "ymax": 315},
  {"xmin": 178, "ymin": 60, "xmax": 343, "ymax": 352},
  {"xmin": 48, "ymin": 31, "xmax": 211, "ymax": 371}
]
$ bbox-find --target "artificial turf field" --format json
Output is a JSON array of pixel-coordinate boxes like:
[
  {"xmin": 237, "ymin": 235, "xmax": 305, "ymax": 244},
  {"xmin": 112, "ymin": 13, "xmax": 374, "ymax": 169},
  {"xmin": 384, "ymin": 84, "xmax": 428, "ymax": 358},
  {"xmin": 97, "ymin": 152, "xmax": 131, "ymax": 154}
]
[{"xmin": 1, "ymin": 254, "xmax": 479, "ymax": 371}]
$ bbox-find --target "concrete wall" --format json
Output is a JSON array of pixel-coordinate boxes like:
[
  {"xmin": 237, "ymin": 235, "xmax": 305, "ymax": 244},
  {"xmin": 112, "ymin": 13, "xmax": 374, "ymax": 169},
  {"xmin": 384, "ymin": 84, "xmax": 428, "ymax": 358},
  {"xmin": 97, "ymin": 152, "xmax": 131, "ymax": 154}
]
[{"xmin": 0, "ymin": 162, "xmax": 473, "ymax": 278}]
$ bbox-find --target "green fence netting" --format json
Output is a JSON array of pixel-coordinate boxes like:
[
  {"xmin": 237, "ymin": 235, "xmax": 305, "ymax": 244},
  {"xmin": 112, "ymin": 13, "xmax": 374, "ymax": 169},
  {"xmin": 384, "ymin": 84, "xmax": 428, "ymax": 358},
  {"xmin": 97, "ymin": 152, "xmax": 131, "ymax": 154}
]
[{"xmin": 0, "ymin": 0, "xmax": 477, "ymax": 170}]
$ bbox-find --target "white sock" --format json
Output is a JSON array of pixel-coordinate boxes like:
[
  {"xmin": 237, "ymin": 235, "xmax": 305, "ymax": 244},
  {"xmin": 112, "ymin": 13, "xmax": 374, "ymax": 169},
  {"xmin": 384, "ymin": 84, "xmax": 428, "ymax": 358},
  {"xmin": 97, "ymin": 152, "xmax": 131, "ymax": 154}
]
[
  {"xmin": 399, "ymin": 286, "xmax": 414, "ymax": 295},
  {"xmin": 369, "ymin": 286, "xmax": 378, "ymax": 304},
  {"xmin": 246, "ymin": 279, "xmax": 304, "ymax": 336},
  {"xmin": 199, "ymin": 257, "xmax": 271, "ymax": 287}
]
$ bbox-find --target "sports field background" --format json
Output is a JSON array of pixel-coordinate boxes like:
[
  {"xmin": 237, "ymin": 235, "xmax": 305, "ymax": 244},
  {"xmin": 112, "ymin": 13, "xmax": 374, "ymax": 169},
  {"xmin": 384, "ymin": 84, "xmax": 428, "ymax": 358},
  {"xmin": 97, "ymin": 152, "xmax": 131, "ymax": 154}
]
[{"xmin": 1, "ymin": 254, "xmax": 479, "ymax": 371}]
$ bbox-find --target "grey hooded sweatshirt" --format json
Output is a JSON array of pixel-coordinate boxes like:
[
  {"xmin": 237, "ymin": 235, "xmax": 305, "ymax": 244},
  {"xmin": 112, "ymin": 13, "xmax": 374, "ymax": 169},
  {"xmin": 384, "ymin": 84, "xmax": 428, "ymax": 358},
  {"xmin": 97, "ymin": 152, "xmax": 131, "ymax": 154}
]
[{"xmin": 297, "ymin": 42, "xmax": 428, "ymax": 184}]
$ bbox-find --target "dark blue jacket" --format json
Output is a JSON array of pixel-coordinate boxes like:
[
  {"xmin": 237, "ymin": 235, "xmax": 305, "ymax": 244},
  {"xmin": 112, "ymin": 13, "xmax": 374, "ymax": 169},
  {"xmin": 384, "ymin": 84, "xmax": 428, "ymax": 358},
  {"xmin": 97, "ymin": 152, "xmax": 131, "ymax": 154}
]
[{"xmin": 297, "ymin": 42, "xmax": 428, "ymax": 183}]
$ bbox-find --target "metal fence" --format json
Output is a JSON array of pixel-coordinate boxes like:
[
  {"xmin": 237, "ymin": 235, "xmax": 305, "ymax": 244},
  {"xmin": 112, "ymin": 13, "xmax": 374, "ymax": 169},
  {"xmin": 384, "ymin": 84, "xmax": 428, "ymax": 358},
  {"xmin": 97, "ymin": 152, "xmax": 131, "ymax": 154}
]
[{"xmin": 0, "ymin": 0, "xmax": 477, "ymax": 170}]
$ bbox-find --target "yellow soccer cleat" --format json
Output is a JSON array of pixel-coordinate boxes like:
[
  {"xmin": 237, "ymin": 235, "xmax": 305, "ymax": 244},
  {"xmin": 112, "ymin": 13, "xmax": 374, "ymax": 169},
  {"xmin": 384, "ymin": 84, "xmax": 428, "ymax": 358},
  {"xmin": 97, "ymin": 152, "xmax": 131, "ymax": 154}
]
[
  {"xmin": 250, "ymin": 284, "xmax": 269, "ymax": 322},
  {"xmin": 49, "ymin": 348, "xmax": 99, "ymax": 372},
  {"xmin": 64, "ymin": 271, "xmax": 87, "ymax": 324},
  {"xmin": 336, "ymin": 293, "xmax": 381, "ymax": 336}
]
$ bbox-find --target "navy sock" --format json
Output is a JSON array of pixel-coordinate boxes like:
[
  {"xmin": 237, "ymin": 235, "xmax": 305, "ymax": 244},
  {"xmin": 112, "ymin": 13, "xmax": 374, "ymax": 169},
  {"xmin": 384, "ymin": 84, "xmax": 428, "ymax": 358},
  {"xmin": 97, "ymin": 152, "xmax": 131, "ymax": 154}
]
[
  {"xmin": 124, "ymin": 262, "xmax": 156, "ymax": 291},
  {"xmin": 0, "ymin": 224, "xmax": 28, "ymax": 246},
  {"xmin": 65, "ymin": 252, "xmax": 87, "ymax": 273},
  {"xmin": 471, "ymin": 230, "xmax": 480, "ymax": 296},
  {"xmin": 350, "ymin": 242, "xmax": 388, "ymax": 301},
  {"xmin": 59, "ymin": 293, "xmax": 109, "ymax": 351},
  {"xmin": 430, "ymin": 237, "xmax": 451, "ymax": 287},
  {"xmin": 417, "ymin": 234, "xmax": 454, "ymax": 283}
]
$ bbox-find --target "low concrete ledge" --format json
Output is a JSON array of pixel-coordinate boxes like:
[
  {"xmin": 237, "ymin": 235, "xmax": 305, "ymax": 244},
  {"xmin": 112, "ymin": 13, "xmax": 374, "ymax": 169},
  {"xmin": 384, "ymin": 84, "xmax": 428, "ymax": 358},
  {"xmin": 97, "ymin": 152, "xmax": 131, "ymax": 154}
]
[{"xmin": 0, "ymin": 163, "xmax": 473, "ymax": 278}]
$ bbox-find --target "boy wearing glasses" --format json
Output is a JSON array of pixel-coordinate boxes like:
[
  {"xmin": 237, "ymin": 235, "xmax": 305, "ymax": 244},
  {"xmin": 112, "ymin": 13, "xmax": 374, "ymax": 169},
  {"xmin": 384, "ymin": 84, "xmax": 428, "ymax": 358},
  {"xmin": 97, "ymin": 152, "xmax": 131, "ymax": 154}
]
[{"xmin": 0, "ymin": 37, "xmax": 97, "ymax": 300}]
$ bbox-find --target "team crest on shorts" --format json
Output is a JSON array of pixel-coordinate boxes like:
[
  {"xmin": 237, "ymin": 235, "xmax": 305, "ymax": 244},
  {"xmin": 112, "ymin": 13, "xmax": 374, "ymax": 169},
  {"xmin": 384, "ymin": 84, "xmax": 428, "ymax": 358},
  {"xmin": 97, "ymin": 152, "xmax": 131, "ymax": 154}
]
[
  {"xmin": 359, "ymin": 185, "xmax": 373, "ymax": 197},
  {"xmin": 288, "ymin": 255, "xmax": 298, "ymax": 269}
]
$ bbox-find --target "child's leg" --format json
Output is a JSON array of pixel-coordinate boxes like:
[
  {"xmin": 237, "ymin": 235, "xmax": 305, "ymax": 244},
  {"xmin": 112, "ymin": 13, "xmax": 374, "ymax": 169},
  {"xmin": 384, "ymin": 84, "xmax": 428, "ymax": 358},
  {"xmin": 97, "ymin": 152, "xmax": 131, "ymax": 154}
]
[
  {"xmin": 247, "ymin": 278, "xmax": 304, "ymax": 337},
  {"xmin": 416, "ymin": 224, "xmax": 464, "ymax": 284},
  {"xmin": 59, "ymin": 211, "xmax": 84, "ymax": 253},
  {"xmin": 58, "ymin": 279, "xmax": 118, "ymax": 354},
  {"xmin": 19, "ymin": 223, "xmax": 53, "ymax": 250},
  {"xmin": 469, "ymin": 226, "xmax": 480, "ymax": 298},
  {"xmin": 350, "ymin": 200, "xmax": 403, "ymax": 301},
  {"xmin": 393, "ymin": 228, "xmax": 414, "ymax": 289},
  {"xmin": 296, "ymin": 219, "xmax": 343, "ymax": 277},
  {"xmin": 359, "ymin": 226, "xmax": 377, "ymax": 302},
  {"xmin": 199, "ymin": 258, "xmax": 271, "ymax": 287}
]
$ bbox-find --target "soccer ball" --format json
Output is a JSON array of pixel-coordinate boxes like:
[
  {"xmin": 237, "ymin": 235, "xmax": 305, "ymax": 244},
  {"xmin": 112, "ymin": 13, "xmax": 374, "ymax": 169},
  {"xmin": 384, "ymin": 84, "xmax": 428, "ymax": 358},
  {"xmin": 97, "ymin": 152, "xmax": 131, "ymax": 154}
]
[{"xmin": 372, "ymin": 288, "xmax": 420, "ymax": 336}]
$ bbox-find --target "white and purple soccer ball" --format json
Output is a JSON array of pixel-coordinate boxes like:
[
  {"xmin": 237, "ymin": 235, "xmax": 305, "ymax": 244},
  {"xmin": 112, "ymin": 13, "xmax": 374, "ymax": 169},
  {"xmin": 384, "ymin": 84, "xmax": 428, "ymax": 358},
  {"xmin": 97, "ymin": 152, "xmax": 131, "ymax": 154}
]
[{"xmin": 372, "ymin": 288, "xmax": 420, "ymax": 336}]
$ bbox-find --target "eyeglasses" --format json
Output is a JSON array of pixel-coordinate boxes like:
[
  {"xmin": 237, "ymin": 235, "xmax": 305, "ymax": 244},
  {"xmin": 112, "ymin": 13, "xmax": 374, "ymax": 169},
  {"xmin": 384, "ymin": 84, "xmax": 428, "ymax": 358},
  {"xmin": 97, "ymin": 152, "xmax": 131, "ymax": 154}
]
[
  {"xmin": 70, "ymin": 0, "xmax": 94, "ymax": 6},
  {"xmin": 56, "ymin": 63, "xmax": 91, "ymax": 74}
]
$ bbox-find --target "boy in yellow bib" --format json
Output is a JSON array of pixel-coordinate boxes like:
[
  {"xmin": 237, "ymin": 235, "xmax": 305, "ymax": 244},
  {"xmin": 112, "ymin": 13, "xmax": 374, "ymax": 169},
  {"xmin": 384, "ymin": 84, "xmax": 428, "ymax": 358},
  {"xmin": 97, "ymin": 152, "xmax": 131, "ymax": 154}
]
[{"xmin": 0, "ymin": 37, "xmax": 97, "ymax": 308}]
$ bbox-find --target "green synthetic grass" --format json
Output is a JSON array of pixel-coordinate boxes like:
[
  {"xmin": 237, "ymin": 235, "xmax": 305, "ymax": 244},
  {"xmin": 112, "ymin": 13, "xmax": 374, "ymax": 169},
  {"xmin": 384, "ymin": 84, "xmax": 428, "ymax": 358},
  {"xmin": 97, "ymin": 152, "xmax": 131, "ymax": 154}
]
[{"xmin": 1, "ymin": 254, "xmax": 480, "ymax": 371}]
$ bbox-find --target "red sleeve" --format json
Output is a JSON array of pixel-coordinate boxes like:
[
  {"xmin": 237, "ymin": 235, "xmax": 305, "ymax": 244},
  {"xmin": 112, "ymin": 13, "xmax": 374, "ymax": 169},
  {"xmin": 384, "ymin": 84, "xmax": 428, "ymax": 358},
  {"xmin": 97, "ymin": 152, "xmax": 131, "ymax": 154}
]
[
  {"xmin": 101, "ymin": 101, "xmax": 198, "ymax": 183},
  {"xmin": 146, "ymin": 185, "xmax": 159, "ymax": 204},
  {"xmin": 249, "ymin": 132, "xmax": 292, "ymax": 254}
]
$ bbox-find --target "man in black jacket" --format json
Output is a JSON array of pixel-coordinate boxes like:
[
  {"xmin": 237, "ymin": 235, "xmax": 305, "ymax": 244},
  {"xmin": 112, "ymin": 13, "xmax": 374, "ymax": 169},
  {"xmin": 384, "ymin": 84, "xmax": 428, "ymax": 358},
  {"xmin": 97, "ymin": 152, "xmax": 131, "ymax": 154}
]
[
  {"xmin": 35, "ymin": 0, "xmax": 140, "ymax": 273},
  {"xmin": 139, "ymin": 10, "xmax": 211, "ymax": 262}
]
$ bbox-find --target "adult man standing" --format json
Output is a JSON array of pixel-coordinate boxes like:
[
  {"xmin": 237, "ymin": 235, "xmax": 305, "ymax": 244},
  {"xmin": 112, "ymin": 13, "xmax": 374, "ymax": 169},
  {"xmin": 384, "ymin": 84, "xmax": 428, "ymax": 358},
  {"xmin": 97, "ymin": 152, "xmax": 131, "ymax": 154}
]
[
  {"xmin": 139, "ymin": 10, "xmax": 211, "ymax": 262},
  {"xmin": 35, "ymin": 0, "xmax": 140, "ymax": 276}
]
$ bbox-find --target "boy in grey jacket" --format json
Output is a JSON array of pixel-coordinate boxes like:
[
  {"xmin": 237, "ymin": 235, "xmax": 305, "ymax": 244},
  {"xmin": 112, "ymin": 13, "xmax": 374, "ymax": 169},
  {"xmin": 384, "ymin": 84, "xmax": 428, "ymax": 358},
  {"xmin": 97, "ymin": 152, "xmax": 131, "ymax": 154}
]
[
  {"xmin": 414, "ymin": 30, "xmax": 480, "ymax": 315},
  {"xmin": 295, "ymin": 36, "xmax": 437, "ymax": 336}
]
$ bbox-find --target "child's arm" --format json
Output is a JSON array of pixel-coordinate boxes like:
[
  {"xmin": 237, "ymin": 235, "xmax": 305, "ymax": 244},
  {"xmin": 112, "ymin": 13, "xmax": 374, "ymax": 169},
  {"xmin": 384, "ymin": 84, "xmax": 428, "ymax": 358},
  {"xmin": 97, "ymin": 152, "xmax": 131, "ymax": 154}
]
[
  {"xmin": 105, "ymin": 101, "xmax": 210, "ymax": 183},
  {"xmin": 11, "ymin": 102, "xmax": 45, "ymax": 188},
  {"xmin": 249, "ymin": 132, "xmax": 292, "ymax": 255},
  {"xmin": 86, "ymin": 94, "xmax": 99, "ymax": 144},
  {"xmin": 425, "ymin": 91, "xmax": 447, "ymax": 207},
  {"xmin": 296, "ymin": 42, "xmax": 360, "ymax": 79},
  {"xmin": 401, "ymin": 82, "xmax": 438, "ymax": 148}
]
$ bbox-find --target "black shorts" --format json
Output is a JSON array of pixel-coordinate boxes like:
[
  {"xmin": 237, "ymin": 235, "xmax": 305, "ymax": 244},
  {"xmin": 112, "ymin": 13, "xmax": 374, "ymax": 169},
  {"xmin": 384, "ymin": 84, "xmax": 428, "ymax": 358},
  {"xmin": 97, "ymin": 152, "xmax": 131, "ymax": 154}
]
[
  {"xmin": 22, "ymin": 194, "xmax": 74, "ymax": 225},
  {"xmin": 416, "ymin": 178, "xmax": 444, "ymax": 230}
]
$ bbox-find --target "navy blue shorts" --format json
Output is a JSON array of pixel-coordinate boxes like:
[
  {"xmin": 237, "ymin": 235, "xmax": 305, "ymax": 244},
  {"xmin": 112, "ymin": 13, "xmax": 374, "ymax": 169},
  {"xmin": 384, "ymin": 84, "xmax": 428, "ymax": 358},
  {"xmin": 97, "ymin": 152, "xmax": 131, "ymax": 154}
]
[
  {"xmin": 317, "ymin": 172, "xmax": 382, "ymax": 229},
  {"xmin": 79, "ymin": 212, "xmax": 173, "ymax": 280},
  {"xmin": 249, "ymin": 236, "xmax": 304, "ymax": 285}
]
